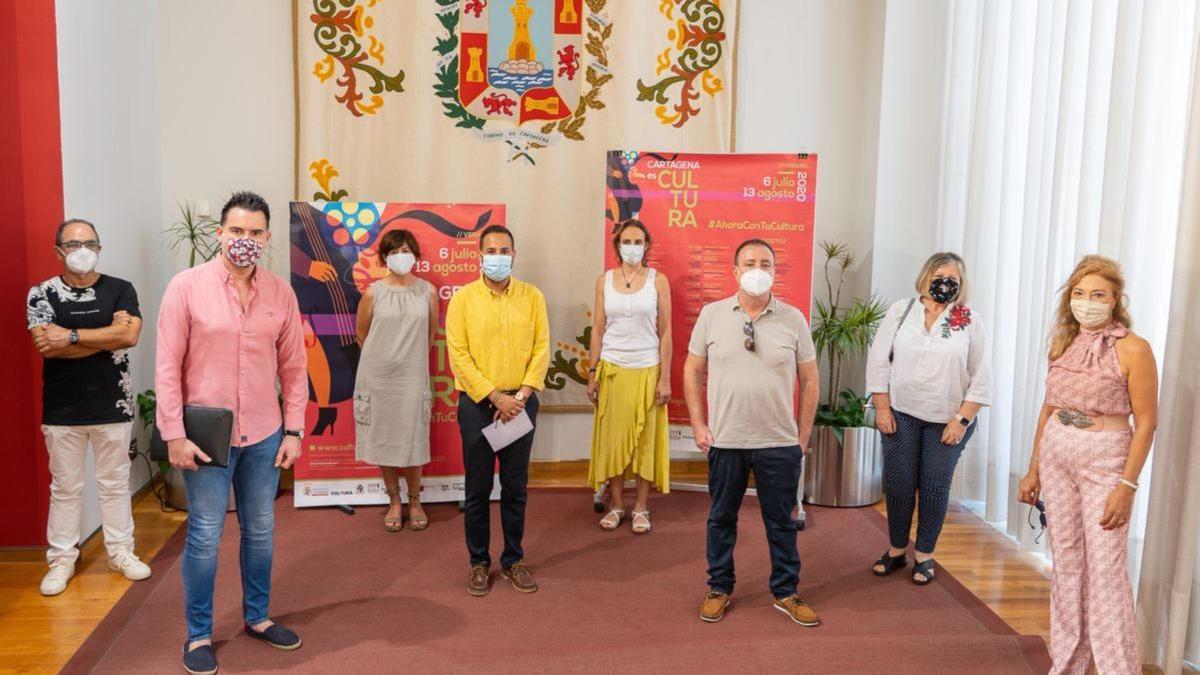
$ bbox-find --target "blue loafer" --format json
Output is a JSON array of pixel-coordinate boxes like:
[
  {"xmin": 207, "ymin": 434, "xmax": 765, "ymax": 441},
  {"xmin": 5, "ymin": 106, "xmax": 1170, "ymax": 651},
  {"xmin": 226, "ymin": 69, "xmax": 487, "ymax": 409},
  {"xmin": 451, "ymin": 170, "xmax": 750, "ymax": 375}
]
[
  {"xmin": 182, "ymin": 641, "xmax": 218, "ymax": 675},
  {"xmin": 244, "ymin": 623, "xmax": 303, "ymax": 651}
]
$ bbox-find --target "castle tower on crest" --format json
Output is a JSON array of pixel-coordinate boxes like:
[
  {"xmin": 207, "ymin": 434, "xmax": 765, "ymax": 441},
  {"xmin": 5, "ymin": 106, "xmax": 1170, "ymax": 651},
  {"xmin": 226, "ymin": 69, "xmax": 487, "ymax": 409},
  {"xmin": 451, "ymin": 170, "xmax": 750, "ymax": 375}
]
[{"xmin": 508, "ymin": 0, "xmax": 536, "ymax": 61}]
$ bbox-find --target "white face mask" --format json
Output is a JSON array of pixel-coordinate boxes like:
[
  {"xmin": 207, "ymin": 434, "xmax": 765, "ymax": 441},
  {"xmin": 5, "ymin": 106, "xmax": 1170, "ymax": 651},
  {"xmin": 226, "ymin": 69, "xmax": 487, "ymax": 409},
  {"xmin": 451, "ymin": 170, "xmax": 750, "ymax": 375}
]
[
  {"xmin": 1070, "ymin": 299, "xmax": 1113, "ymax": 328},
  {"xmin": 64, "ymin": 248, "xmax": 98, "ymax": 275},
  {"xmin": 386, "ymin": 251, "xmax": 416, "ymax": 276},
  {"xmin": 481, "ymin": 254, "xmax": 513, "ymax": 282},
  {"xmin": 619, "ymin": 243, "xmax": 645, "ymax": 266},
  {"xmin": 739, "ymin": 268, "xmax": 773, "ymax": 297}
]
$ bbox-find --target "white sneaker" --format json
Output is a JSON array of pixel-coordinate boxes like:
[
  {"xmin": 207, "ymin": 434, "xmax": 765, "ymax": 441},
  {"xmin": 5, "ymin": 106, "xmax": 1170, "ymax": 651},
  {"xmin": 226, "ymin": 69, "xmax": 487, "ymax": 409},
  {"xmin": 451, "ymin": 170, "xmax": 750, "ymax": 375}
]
[
  {"xmin": 108, "ymin": 552, "xmax": 152, "ymax": 581},
  {"xmin": 40, "ymin": 563, "xmax": 75, "ymax": 596}
]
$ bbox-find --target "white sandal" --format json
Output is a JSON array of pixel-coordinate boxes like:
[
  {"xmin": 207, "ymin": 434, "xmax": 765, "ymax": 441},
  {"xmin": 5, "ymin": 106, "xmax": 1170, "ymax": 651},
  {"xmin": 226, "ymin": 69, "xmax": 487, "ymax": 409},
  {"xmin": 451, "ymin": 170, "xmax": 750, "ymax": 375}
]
[
  {"xmin": 632, "ymin": 510, "xmax": 651, "ymax": 535},
  {"xmin": 599, "ymin": 508, "xmax": 625, "ymax": 531}
]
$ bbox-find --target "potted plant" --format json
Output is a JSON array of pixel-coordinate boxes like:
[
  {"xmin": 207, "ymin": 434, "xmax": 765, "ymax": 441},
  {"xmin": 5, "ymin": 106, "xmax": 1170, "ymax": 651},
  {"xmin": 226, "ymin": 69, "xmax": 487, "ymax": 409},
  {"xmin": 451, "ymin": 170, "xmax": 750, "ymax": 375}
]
[
  {"xmin": 134, "ymin": 202, "xmax": 223, "ymax": 510},
  {"xmin": 806, "ymin": 241, "xmax": 889, "ymax": 507},
  {"xmin": 135, "ymin": 390, "xmax": 185, "ymax": 509}
]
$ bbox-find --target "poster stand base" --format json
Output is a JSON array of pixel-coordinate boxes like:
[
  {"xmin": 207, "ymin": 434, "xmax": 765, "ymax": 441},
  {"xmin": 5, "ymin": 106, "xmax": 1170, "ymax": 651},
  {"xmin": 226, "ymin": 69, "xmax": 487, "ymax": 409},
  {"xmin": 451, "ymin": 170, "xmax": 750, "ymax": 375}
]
[{"xmin": 334, "ymin": 504, "xmax": 355, "ymax": 515}]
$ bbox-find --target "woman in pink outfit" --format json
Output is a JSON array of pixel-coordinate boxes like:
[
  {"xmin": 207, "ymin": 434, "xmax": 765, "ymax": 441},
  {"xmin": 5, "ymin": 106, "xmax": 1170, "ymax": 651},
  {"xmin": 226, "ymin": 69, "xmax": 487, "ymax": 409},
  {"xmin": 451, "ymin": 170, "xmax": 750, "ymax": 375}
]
[{"xmin": 1018, "ymin": 255, "xmax": 1157, "ymax": 675}]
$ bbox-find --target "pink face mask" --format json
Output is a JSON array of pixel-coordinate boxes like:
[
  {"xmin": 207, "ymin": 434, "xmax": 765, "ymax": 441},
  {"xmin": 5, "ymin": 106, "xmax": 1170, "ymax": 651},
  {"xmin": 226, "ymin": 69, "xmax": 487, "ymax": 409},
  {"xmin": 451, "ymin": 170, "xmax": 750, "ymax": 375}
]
[{"xmin": 226, "ymin": 237, "xmax": 264, "ymax": 268}]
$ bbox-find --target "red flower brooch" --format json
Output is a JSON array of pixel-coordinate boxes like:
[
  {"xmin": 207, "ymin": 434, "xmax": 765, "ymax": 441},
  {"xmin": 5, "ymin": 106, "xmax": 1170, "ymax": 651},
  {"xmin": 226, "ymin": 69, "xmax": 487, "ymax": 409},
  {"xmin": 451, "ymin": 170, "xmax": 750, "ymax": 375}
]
[{"xmin": 940, "ymin": 306, "xmax": 972, "ymax": 338}]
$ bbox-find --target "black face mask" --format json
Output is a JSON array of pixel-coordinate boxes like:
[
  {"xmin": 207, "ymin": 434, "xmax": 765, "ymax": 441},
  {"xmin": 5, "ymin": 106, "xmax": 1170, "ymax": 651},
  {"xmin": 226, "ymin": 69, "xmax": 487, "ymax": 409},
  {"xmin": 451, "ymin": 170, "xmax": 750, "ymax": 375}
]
[{"xmin": 928, "ymin": 277, "xmax": 959, "ymax": 304}]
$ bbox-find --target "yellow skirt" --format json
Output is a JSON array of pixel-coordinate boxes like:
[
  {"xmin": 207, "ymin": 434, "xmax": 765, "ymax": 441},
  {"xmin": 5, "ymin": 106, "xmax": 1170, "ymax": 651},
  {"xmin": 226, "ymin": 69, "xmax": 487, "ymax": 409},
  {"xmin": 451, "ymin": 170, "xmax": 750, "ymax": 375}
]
[{"xmin": 587, "ymin": 360, "xmax": 670, "ymax": 493}]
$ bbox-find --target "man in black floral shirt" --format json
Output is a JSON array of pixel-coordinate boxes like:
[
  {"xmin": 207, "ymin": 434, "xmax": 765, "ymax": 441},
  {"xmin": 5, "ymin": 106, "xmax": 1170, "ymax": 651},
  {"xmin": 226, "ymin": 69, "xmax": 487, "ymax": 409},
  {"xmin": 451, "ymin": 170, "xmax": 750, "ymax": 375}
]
[{"xmin": 26, "ymin": 219, "xmax": 150, "ymax": 596}]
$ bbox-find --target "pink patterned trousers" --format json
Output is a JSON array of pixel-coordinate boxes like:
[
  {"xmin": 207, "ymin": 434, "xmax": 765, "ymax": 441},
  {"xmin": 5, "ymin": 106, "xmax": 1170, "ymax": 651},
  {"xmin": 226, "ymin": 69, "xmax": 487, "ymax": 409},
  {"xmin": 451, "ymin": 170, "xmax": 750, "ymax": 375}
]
[{"xmin": 1040, "ymin": 420, "xmax": 1141, "ymax": 674}]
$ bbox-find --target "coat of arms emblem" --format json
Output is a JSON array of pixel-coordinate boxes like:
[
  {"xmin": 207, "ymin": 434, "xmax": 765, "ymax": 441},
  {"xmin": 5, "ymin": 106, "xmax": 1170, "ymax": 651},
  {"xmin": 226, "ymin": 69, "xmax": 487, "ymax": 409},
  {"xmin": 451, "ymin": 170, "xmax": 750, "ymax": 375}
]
[{"xmin": 434, "ymin": 0, "xmax": 612, "ymax": 163}]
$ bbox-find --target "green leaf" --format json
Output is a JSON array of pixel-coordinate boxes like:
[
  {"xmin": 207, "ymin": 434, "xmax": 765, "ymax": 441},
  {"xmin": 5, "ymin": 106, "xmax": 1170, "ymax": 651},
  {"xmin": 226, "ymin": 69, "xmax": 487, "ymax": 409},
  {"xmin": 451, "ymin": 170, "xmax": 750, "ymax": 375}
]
[
  {"xmin": 437, "ymin": 9, "xmax": 460, "ymax": 32},
  {"xmin": 434, "ymin": 34, "xmax": 458, "ymax": 56}
]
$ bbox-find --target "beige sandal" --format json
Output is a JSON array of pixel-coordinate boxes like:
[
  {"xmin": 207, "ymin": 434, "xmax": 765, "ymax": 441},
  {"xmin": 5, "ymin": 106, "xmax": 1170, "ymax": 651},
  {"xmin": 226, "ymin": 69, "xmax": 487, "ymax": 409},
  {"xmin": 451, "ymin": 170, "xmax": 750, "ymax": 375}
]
[
  {"xmin": 408, "ymin": 494, "xmax": 429, "ymax": 531},
  {"xmin": 599, "ymin": 507, "xmax": 625, "ymax": 531},
  {"xmin": 384, "ymin": 488, "xmax": 403, "ymax": 532},
  {"xmin": 632, "ymin": 510, "xmax": 651, "ymax": 535}
]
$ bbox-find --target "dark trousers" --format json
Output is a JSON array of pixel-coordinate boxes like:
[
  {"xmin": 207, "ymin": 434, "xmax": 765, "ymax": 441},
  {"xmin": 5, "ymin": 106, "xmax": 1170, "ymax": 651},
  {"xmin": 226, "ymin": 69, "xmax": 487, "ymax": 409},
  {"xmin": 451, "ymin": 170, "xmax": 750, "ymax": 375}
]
[
  {"xmin": 882, "ymin": 410, "xmax": 975, "ymax": 553},
  {"xmin": 706, "ymin": 445, "xmax": 803, "ymax": 599},
  {"xmin": 458, "ymin": 393, "xmax": 538, "ymax": 569}
]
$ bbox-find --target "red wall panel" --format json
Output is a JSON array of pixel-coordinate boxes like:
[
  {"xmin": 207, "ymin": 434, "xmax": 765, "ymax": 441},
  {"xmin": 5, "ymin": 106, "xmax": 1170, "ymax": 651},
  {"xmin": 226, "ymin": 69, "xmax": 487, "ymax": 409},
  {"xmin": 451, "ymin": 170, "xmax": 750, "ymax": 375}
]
[{"xmin": 1, "ymin": 0, "xmax": 64, "ymax": 546}]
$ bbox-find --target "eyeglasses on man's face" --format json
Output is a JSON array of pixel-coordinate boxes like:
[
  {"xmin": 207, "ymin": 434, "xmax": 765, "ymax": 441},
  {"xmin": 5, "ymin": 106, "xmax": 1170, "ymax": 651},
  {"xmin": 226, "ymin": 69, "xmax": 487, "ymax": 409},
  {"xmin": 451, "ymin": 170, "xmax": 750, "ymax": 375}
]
[{"xmin": 58, "ymin": 240, "xmax": 101, "ymax": 252}]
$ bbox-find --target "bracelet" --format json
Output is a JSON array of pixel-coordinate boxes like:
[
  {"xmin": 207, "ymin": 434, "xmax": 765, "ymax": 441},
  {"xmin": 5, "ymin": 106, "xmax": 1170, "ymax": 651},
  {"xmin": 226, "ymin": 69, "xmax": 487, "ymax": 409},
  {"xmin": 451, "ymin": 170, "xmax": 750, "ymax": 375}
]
[{"xmin": 1118, "ymin": 478, "xmax": 1139, "ymax": 491}]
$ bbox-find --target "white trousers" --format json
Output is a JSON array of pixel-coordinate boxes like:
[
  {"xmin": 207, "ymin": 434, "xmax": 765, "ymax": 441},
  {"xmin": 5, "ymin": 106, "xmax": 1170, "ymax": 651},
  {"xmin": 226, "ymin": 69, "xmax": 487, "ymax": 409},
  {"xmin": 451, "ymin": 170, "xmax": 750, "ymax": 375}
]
[{"xmin": 41, "ymin": 422, "xmax": 136, "ymax": 566}]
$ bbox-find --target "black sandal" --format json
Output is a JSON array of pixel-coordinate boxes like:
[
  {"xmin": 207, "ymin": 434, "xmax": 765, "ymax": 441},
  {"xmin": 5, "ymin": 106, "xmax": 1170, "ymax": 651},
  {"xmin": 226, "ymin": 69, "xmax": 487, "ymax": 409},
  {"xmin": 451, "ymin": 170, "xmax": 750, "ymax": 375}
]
[
  {"xmin": 912, "ymin": 559, "xmax": 936, "ymax": 585},
  {"xmin": 872, "ymin": 551, "xmax": 907, "ymax": 577}
]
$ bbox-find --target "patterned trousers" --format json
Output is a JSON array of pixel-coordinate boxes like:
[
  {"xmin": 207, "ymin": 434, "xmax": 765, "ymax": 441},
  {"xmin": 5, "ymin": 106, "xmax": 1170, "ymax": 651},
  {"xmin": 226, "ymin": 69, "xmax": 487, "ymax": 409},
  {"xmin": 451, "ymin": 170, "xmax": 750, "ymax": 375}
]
[
  {"xmin": 1040, "ymin": 420, "xmax": 1141, "ymax": 675},
  {"xmin": 882, "ymin": 410, "xmax": 974, "ymax": 553}
]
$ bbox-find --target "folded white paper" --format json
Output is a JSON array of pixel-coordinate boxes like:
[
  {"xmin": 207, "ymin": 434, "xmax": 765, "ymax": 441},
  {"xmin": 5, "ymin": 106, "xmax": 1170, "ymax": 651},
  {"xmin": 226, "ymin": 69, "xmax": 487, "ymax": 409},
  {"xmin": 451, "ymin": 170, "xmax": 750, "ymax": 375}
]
[{"xmin": 482, "ymin": 409, "xmax": 534, "ymax": 452}]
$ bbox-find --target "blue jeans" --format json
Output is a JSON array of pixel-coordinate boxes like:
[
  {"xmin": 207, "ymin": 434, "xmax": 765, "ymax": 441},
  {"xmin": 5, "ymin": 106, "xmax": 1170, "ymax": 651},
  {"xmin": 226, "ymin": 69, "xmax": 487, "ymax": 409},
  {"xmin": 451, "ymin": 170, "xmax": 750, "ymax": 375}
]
[
  {"xmin": 181, "ymin": 429, "xmax": 282, "ymax": 642},
  {"xmin": 706, "ymin": 445, "xmax": 803, "ymax": 599}
]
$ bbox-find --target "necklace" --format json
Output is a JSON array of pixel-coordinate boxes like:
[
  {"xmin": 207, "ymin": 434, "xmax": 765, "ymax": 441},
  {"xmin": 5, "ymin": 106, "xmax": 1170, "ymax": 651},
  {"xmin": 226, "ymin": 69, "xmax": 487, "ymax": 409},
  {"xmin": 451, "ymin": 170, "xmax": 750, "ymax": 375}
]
[{"xmin": 619, "ymin": 264, "xmax": 643, "ymax": 289}]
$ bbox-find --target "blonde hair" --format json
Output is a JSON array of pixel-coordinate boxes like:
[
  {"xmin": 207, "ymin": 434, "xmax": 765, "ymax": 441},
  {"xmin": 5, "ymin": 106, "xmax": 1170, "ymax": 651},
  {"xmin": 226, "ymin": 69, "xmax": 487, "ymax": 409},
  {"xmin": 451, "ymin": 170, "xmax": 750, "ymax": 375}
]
[
  {"xmin": 1048, "ymin": 255, "xmax": 1133, "ymax": 361},
  {"xmin": 915, "ymin": 252, "xmax": 969, "ymax": 304}
]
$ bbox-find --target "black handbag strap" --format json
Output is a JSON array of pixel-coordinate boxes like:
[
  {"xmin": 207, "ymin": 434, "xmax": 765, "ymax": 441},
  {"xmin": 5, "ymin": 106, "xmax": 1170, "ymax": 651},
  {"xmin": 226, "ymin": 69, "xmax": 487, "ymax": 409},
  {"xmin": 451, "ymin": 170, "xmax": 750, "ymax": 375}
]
[{"xmin": 888, "ymin": 298, "xmax": 917, "ymax": 363}]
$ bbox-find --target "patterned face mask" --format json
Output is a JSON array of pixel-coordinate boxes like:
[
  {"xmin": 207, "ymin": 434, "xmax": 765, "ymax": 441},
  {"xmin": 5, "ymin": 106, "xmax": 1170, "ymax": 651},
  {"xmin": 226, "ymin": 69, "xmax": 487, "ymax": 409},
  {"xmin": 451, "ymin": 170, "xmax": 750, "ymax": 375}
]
[
  {"xmin": 226, "ymin": 237, "xmax": 264, "ymax": 268},
  {"xmin": 928, "ymin": 276, "xmax": 960, "ymax": 304}
]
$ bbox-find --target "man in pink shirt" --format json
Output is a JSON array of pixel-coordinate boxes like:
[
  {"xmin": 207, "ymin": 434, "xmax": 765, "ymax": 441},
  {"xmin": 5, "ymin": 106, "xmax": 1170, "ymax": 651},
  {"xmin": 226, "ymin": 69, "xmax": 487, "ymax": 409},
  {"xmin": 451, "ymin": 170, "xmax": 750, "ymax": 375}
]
[{"xmin": 156, "ymin": 191, "xmax": 307, "ymax": 675}]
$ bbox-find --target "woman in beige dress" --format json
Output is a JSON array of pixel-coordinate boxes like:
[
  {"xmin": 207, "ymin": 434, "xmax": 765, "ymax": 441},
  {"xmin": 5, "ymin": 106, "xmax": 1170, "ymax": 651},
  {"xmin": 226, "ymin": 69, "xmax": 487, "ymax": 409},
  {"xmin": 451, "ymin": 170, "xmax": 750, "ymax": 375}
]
[{"xmin": 354, "ymin": 229, "xmax": 438, "ymax": 532}]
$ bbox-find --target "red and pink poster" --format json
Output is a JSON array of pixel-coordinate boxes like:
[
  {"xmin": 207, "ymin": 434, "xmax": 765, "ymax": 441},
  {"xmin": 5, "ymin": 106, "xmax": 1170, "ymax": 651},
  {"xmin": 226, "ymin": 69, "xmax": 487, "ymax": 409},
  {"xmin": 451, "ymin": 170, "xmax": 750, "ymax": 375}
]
[
  {"xmin": 603, "ymin": 152, "xmax": 818, "ymax": 424},
  {"xmin": 289, "ymin": 202, "xmax": 504, "ymax": 506}
]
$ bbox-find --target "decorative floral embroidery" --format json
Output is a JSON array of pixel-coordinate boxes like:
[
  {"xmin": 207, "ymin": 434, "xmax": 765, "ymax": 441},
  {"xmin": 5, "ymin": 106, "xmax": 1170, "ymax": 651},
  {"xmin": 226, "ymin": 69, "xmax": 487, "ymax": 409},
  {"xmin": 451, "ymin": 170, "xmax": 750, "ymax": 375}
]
[
  {"xmin": 635, "ymin": 0, "xmax": 729, "ymax": 128},
  {"xmin": 26, "ymin": 277, "xmax": 98, "ymax": 328},
  {"xmin": 940, "ymin": 305, "xmax": 972, "ymax": 338},
  {"xmin": 25, "ymin": 285, "xmax": 55, "ymax": 328},
  {"xmin": 112, "ymin": 349, "xmax": 134, "ymax": 416}
]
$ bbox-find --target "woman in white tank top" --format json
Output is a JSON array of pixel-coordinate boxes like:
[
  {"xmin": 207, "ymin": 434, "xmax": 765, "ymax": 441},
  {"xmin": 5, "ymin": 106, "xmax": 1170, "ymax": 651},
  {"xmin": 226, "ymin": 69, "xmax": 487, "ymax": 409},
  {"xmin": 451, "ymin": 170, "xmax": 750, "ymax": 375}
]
[{"xmin": 586, "ymin": 220, "xmax": 673, "ymax": 534}]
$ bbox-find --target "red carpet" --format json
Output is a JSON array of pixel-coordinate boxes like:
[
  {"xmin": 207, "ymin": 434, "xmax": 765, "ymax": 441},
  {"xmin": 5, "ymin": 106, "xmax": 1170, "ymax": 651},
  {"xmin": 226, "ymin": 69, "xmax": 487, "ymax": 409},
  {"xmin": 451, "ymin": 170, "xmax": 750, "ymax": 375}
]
[{"xmin": 65, "ymin": 489, "xmax": 1049, "ymax": 673}]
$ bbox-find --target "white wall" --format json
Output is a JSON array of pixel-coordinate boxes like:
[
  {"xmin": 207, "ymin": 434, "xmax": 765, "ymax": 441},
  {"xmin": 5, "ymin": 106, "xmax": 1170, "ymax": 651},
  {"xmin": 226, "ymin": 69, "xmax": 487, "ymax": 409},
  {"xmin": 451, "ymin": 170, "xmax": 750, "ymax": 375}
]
[
  {"xmin": 869, "ymin": 0, "xmax": 952, "ymax": 299},
  {"xmin": 56, "ymin": 0, "xmax": 164, "ymax": 537},
  {"xmin": 736, "ymin": 0, "xmax": 887, "ymax": 402},
  {"xmin": 155, "ymin": 0, "xmax": 295, "ymax": 283},
  {"xmin": 737, "ymin": 0, "xmax": 885, "ymax": 295}
]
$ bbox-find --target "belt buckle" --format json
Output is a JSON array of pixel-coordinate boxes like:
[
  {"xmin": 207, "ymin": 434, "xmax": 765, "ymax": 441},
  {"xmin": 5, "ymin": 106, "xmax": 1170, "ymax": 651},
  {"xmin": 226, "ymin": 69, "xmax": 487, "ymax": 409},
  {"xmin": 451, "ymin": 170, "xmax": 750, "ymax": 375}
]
[{"xmin": 1056, "ymin": 409, "xmax": 1094, "ymax": 429}]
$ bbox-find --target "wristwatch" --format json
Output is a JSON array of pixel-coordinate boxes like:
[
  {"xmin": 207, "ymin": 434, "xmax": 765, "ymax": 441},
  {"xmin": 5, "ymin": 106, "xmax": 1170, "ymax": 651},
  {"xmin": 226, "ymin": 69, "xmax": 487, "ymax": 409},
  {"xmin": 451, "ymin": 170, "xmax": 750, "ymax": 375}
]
[
  {"xmin": 69, "ymin": 329, "xmax": 79, "ymax": 345},
  {"xmin": 284, "ymin": 429, "xmax": 304, "ymax": 440},
  {"xmin": 514, "ymin": 391, "xmax": 526, "ymax": 403},
  {"xmin": 955, "ymin": 415, "xmax": 971, "ymax": 427}
]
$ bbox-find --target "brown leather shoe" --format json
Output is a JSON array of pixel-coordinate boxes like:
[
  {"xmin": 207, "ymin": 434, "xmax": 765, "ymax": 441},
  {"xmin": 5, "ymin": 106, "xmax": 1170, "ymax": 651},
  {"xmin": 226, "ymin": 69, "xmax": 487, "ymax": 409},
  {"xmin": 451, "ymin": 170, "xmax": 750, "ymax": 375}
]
[
  {"xmin": 700, "ymin": 591, "xmax": 731, "ymax": 622},
  {"xmin": 773, "ymin": 595, "xmax": 821, "ymax": 627},
  {"xmin": 467, "ymin": 564, "xmax": 491, "ymax": 597},
  {"xmin": 500, "ymin": 561, "xmax": 538, "ymax": 594}
]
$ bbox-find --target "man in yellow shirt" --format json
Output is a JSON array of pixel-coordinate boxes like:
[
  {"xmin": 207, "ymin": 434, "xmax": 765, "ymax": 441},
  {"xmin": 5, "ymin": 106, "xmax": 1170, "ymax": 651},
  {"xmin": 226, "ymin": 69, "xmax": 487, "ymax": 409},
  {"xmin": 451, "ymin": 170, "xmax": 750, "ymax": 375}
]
[{"xmin": 446, "ymin": 225, "xmax": 550, "ymax": 597}]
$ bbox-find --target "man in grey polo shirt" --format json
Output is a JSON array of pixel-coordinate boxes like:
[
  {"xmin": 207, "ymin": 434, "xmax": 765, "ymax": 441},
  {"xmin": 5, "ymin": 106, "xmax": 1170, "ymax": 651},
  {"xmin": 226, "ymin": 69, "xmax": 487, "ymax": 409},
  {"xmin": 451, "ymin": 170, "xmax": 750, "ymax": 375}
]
[{"xmin": 683, "ymin": 238, "xmax": 821, "ymax": 626}]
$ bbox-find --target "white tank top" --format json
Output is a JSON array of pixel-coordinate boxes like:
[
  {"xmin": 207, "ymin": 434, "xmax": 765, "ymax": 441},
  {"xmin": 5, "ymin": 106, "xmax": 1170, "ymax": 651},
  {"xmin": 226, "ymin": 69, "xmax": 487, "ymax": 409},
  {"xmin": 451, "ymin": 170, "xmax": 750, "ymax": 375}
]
[{"xmin": 601, "ymin": 268, "xmax": 661, "ymax": 369}]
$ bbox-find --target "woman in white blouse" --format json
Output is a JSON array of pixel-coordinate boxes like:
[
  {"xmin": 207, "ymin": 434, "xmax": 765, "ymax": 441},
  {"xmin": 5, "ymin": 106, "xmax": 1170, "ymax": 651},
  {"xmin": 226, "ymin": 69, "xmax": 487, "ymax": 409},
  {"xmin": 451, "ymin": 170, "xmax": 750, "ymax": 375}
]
[{"xmin": 864, "ymin": 252, "xmax": 992, "ymax": 585}]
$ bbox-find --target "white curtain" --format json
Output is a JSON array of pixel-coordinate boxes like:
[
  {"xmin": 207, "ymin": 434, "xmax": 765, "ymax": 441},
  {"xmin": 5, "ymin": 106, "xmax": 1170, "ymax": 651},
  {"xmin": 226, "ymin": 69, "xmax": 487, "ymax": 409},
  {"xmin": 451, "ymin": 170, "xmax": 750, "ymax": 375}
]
[
  {"xmin": 930, "ymin": 0, "xmax": 1196, "ymax": 561},
  {"xmin": 1136, "ymin": 14, "xmax": 1200, "ymax": 671},
  {"xmin": 873, "ymin": 1, "xmax": 1199, "ymax": 668}
]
